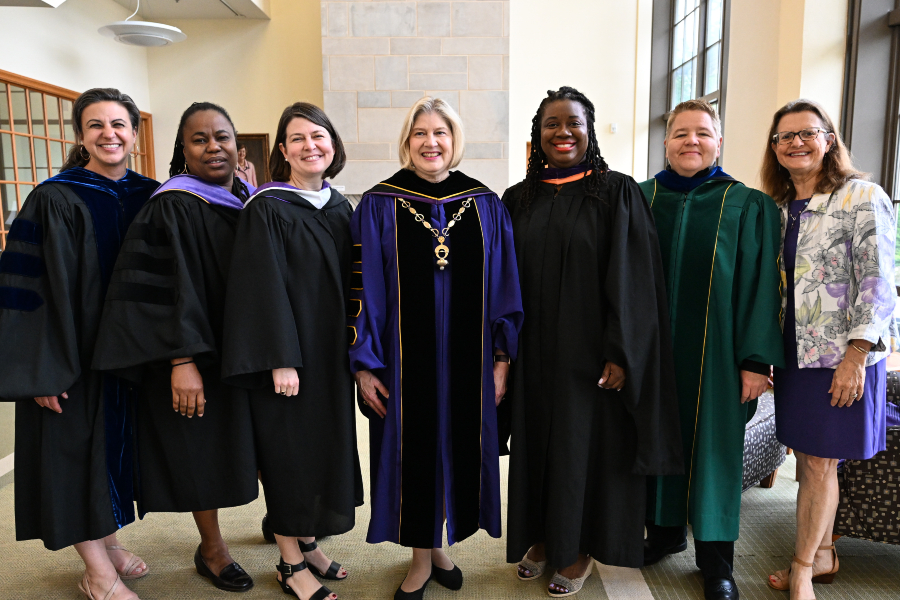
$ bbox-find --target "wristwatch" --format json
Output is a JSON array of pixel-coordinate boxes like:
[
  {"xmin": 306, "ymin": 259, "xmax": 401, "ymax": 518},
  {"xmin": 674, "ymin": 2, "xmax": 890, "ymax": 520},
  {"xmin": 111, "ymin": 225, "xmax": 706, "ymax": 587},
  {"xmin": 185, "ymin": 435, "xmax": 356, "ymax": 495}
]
[{"xmin": 493, "ymin": 355, "xmax": 511, "ymax": 363}]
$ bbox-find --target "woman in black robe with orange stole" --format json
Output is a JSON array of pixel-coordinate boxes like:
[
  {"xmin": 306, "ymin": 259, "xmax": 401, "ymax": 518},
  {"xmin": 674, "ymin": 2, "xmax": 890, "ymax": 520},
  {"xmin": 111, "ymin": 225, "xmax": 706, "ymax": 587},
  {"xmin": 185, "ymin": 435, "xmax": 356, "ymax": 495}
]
[
  {"xmin": 504, "ymin": 87, "xmax": 682, "ymax": 597},
  {"xmin": 0, "ymin": 89, "xmax": 156, "ymax": 600},
  {"xmin": 351, "ymin": 97, "xmax": 523, "ymax": 599},
  {"xmin": 93, "ymin": 103, "xmax": 258, "ymax": 593}
]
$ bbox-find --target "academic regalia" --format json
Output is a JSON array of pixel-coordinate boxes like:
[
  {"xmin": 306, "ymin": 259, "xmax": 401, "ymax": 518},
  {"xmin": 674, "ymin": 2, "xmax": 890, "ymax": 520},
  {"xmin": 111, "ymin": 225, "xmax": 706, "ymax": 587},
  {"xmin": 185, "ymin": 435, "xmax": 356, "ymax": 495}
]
[
  {"xmin": 221, "ymin": 181, "xmax": 363, "ymax": 537},
  {"xmin": 502, "ymin": 168, "xmax": 682, "ymax": 569},
  {"xmin": 639, "ymin": 167, "xmax": 784, "ymax": 543},
  {"xmin": 92, "ymin": 175, "xmax": 258, "ymax": 514},
  {"xmin": 0, "ymin": 167, "xmax": 158, "ymax": 550},
  {"xmin": 349, "ymin": 169, "xmax": 523, "ymax": 548}
]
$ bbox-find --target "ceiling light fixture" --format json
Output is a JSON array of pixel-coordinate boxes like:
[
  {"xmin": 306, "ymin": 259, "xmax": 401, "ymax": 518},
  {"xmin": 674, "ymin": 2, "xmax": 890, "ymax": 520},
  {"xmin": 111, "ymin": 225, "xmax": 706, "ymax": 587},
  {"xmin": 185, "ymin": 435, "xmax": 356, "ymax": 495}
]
[{"xmin": 98, "ymin": 0, "xmax": 186, "ymax": 47}]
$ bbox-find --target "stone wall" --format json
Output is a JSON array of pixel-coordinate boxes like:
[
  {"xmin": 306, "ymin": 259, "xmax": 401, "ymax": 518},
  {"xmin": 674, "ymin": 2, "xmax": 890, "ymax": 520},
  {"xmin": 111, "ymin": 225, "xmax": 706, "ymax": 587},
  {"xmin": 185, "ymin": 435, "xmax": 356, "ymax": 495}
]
[{"xmin": 321, "ymin": 1, "xmax": 510, "ymax": 195}]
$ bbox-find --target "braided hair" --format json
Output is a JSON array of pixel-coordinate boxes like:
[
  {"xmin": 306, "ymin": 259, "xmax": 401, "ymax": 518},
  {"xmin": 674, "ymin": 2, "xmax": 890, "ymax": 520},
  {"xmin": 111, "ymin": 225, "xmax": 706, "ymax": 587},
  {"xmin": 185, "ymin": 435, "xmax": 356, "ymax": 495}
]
[
  {"xmin": 169, "ymin": 102, "xmax": 250, "ymax": 202},
  {"xmin": 519, "ymin": 86, "xmax": 609, "ymax": 213}
]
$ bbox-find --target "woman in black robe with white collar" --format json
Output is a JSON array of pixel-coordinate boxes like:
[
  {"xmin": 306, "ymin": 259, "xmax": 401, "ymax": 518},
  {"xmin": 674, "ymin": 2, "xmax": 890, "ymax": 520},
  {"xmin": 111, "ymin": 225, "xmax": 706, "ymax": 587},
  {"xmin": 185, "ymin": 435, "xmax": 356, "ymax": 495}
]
[{"xmin": 222, "ymin": 102, "xmax": 362, "ymax": 600}]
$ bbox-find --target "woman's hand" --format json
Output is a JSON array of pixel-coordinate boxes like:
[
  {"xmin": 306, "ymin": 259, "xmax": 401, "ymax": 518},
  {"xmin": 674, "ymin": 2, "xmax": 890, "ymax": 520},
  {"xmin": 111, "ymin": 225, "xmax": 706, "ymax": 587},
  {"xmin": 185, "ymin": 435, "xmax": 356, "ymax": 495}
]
[
  {"xmin": 355, "ymin": 370, "xmax": 388, "ymax": 418},
  {"xmin": 740, "ymin": 370, "xmax": 768, "ymax": 403},
  {"xmin": 34, "ymin": 392, "xmax": 68, "ymax": 413},
  {"xmin": 829, "ymin": 340, "xmax": 870, "ymax": 407},
  {"xmin": 171, "ymin": 359, "xmax": 205, "ymax": 418},
  {"xmin": 493, "ymin": 360, "xmax": 509, "ymax": 406},
  {"xmin": 272, "ymin": 367, "xmax": 299, "ymax": 397},
  {"xmin": 598, "ymin": 362, "xmax": 625, "ymax": 391}
]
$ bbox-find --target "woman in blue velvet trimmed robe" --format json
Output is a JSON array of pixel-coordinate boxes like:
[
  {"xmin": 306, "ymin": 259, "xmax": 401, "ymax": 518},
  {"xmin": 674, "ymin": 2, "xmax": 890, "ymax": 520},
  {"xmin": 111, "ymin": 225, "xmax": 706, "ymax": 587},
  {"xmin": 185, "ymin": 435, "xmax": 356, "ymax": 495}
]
[
  {"xmin": 0, "ymin": 89, "xmax": 157, "ymax": 600},
  {"xmin": 350, "ymin": 97, "xmax": 523, "ymax": 599}
]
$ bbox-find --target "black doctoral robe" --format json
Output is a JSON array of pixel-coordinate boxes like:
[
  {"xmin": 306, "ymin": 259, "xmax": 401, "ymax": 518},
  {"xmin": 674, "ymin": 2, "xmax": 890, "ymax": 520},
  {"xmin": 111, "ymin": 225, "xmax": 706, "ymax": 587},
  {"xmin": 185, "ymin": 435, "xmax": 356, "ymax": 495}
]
[
  {"xmin": 503, "ymin": 172, "xmax": 682, "ymax": 568},
  {"xmin": 221, "ymin": 185, "xmax": 363, "ymax": 537},
  {"xmin": 92, "ymin": 187, "xmax": 258, "ymax": 514},
  {"xmin": 0, "ymin": 168, "xmax": 158, "ymax": 550}
]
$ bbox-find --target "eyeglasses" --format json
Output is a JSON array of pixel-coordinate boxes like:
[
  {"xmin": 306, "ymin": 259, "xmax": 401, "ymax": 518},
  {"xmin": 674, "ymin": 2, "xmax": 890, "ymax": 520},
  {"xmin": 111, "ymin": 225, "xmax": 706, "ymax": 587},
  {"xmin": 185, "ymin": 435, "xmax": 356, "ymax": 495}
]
[{"xmin": 772, "ymin": 128, "xmax": 830, "ymax": 145}]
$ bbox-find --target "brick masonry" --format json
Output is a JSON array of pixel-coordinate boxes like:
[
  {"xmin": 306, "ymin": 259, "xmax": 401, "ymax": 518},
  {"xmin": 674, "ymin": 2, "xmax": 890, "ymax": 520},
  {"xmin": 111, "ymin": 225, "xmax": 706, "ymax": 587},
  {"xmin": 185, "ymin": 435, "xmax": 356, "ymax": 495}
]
[{"xmin": 321, "ymin": 1, "xmax": 510, "ymax": 195}]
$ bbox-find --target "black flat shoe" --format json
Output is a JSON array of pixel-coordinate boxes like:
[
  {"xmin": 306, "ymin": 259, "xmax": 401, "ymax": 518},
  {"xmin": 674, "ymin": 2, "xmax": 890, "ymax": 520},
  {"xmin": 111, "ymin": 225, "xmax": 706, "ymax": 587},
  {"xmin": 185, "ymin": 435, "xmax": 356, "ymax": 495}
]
[
  {"xmin": 394, "ymin": 575, "xmax": 431, "ymax": 600},
  {"xmin": 643, "ymin": 539, "xmax": 688, "ymax": 566},
  {"xmin": 262, "ymin": 514, "xmax": 276, "ymax": 543},
  {"xmin": 194, "ymin": 545, "xmax": 254, "ymax": 592},
  {"xmin": 298, "ymin": 540, "xmax": 346, "ymax": 580},
  {"xmin": 432, "ymin": 563, "xmax": 462, "ymax": 590},
  {"xmin": 277, "ymin": 557, "xmax": 335, "ymax": 600},
  {"xmin": 704, "ymin": 577, "xmax": 739, "ymax": 600}
]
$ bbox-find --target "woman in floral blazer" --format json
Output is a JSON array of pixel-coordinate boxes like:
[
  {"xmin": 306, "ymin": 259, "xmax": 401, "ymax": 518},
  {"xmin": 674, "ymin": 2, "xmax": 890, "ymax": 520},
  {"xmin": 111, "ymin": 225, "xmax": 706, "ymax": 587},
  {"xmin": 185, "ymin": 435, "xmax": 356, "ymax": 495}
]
[{"xmin": 762, "ymin": 99, "xmax": 896, "ymax": 599}]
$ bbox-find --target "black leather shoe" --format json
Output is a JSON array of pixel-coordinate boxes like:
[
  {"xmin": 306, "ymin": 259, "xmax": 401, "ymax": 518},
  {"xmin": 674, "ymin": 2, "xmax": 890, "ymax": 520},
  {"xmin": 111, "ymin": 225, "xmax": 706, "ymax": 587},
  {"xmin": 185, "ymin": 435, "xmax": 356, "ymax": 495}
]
[
  {"xmin": 432, "ymin": 563, "xmax": 463, "ymax": 590},
  {"xmin": 194, "ymin": 545, "xmax": 254, "ymax": 592},
  {"xmin": 643, "ymin": 539, "xmax": 688, "ymax": 566},
  {"xmin": 262, "ymin": 514, "xmax": 275, "ymax": 543},
  {"xmin": 394, "ymin": 575, "xmax": 431, "ymax": 600},
  {"xmin": 704, "ymin": 577, "xmax": 739, "ymax": 600}
]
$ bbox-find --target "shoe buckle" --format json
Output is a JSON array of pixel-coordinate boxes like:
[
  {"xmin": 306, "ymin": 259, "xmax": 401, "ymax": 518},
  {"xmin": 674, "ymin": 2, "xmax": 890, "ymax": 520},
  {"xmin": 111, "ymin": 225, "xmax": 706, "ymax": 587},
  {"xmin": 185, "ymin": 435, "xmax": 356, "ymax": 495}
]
[{"xmin": 283, "ymin": 564, "xmax": 293, "ymax": 575}]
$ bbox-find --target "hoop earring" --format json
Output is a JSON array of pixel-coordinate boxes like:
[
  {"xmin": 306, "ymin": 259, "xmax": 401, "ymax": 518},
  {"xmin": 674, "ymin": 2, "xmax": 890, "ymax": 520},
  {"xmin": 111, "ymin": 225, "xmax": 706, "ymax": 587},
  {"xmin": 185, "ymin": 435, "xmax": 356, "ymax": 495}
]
[{"xmin": 79, "ymin": 145, "xmax": 91, "ymax": 161}]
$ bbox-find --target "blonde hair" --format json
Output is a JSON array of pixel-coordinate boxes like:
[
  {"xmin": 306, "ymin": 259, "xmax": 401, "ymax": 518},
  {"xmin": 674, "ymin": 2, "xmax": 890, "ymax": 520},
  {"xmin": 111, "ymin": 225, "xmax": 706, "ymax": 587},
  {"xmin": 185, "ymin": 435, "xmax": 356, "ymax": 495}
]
[
  {"xmin": 665, "ymin": 99, "xmax": 722, "ymax": 139},
  {"xmin": 398, "ymin": 97, "xmax": 465, "ymax": 170}
]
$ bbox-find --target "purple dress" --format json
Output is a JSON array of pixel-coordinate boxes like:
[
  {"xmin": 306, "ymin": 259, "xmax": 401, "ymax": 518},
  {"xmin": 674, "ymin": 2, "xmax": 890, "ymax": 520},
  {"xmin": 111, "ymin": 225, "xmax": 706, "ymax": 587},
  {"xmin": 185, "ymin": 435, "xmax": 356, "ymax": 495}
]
[
  {"xmin": 774, "ymin": 199, "xmax": 887, "ymax": 460},
  {"xmin": 349, "ymin": 170, "xmax": 523, "ymax": 548}
]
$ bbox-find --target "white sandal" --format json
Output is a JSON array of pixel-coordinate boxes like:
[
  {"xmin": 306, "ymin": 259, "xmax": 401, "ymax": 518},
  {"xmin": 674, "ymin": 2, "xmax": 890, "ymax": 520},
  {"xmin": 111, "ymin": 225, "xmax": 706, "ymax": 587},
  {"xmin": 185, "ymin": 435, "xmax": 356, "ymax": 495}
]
[
  {"xmin": 547, "ymin": 559, "xmax": 593, "ymax": 597},
  {"xmin": 517, "ymin": 554, "xmax": 547, "ymax": 580}
]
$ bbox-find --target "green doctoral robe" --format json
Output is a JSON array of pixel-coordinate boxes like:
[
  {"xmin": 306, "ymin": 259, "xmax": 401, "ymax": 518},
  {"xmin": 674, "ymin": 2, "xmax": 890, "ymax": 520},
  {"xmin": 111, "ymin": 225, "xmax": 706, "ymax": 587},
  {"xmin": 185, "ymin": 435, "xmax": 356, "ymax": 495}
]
[{"xmin": 638, "ymin": 173, "xmax": 784, "ymax": 542}]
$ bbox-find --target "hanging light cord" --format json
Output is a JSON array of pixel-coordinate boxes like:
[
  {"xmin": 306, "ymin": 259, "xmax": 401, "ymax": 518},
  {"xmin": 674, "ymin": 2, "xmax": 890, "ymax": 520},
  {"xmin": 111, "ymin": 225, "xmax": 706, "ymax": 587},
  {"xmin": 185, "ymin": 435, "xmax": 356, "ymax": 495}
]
[{"xmin": 126, "ymin": 0, "xmax": 140, "ymax": 22}]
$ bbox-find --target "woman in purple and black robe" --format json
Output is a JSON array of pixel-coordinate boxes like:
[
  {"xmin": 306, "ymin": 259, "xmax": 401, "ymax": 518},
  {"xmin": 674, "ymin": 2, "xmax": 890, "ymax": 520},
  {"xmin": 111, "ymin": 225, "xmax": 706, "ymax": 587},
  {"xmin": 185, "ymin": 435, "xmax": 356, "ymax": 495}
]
[
  {"xmin": 93, "ymin": 103, "xmax": 258, "ymax": 594},
  {"xmin": 351, "ymin": 97, "xmax": 523, "ymax": 599}
]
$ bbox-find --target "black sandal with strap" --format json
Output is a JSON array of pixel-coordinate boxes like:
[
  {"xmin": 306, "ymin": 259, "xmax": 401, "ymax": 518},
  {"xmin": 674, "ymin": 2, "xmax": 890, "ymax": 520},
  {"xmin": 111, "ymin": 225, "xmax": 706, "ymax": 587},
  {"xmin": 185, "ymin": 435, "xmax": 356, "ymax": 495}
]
[
  {"xmin": 298, "ymin": 540, "xmax": 346, "ymax": 580},
  {"xmin": 276, "ymin": 558, "xmax": 335, "ymax": 600}
]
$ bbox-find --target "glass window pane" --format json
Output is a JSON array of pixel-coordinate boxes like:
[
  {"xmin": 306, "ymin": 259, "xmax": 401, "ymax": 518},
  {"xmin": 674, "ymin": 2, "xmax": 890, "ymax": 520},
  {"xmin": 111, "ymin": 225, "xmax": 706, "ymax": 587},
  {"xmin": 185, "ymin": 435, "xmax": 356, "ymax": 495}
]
[
  {"xmin": 682, "ymin": 58, "xmax": 696, "ymax": 103},
  {"xmin": 2, "ymin": 183, "xmax": 17, "ymax": 232},
  {"xmin": 18, "ymin": 184, "xmax": 33, "ymax": 207},
  {"xmin": 0, "ymin": 133, "xmax": 13, "ymax": 182},
  {"xmin": 0, "ymin": 84, "xmax": 8, "ymax": 131},
  {"xmin": 10, "ymin": 86, "xmax": 28, "ymax": 134},
  {"xmin": 30, "ymin": 92, "xmax": 45, "ymax": 137},
  {"xmin": 61, "ymin": 99, "xmax": 74, "ymax": 142},
  {"xmin": 707, "ymin": 0, "xmax": 723, "ymax": 44},
  {"xmin": 675, "ymin": 0, "xmax": 685, "ymax": 23},
  {"xmin": 33, "ymin": 138, "xmax": 50, "ymax": 182},
  {"xmin": 705, "ymin": 43, "xmax": 721, "ymax": 95},
  {"xmin": 50, "ymin": 142, "xmax": 66, "ymax": 175},
  {"xmin": 15, "ymin": 135, "xmax": 33, "ymax": 182},
  {"xmin": 46, "ymin": 96, "xmax": 62, "ymax": 139},
  {"xmin": 673, "ymin": 20, "xmax": 685, "ymax": 67},
  {"xmin": 671, "ymin": 66, "xmax": 683, "ymax": 110}
]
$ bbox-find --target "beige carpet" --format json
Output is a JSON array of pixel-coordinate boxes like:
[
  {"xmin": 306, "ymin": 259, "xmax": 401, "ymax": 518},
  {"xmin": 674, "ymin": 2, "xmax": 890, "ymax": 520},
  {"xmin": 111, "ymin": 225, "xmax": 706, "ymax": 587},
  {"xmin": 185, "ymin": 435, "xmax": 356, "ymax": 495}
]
[{"xmin": 2, "ymin": 412, "xmax": 900, "ymax": 599}]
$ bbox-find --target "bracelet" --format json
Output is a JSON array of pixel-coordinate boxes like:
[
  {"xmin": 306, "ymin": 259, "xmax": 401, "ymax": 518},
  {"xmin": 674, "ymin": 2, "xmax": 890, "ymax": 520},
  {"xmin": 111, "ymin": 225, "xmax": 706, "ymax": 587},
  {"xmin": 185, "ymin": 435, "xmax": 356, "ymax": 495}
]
[
  {"xmin": 172, "ymin": 359, "xmax": 194, "ymax": 367},
  {"xmin": 850, "ymin": 343, "xmax": 868, "ymax": 355},
  {"xmin": 493, "ymin": 355, "xmax": 510, "ymax": 363}
]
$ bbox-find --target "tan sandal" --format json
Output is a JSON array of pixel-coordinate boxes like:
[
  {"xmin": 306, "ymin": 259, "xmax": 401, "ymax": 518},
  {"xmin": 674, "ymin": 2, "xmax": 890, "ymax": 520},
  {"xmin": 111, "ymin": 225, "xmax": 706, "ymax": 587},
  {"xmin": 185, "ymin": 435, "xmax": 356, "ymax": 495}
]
[
  {"xmin": 547, "ymin": 560, "xmax": 593, "ymax": 597},
  {"xmin": 767, "ymin": 545, "xmax": 838, "ymax": 591},
  {"xmin": 78, "ymin": 573, "xmax": 136, "ymax": 600},
  {"xmin": 517, "ymin": 554, "xmax": 547, "ymax": 581},
  {"xmin": 106, "ymin": 546, "xmax": 149, "ymax": 580}
]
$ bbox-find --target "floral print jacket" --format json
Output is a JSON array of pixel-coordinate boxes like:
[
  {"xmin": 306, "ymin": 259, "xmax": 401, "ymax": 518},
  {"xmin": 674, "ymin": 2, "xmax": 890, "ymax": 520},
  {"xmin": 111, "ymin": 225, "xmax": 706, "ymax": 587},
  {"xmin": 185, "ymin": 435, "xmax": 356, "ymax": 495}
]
[{"xmin": 780, "ymin": 179, "xmax": 897, "ymax": 369}]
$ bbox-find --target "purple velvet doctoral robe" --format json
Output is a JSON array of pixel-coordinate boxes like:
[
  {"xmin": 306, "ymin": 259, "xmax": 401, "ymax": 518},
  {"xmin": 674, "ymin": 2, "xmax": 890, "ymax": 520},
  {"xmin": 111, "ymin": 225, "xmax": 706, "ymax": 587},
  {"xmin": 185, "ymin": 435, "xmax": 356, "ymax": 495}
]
[{"xmin": 349, "ymin": 170, "xmax": 523, "ymax": 548}]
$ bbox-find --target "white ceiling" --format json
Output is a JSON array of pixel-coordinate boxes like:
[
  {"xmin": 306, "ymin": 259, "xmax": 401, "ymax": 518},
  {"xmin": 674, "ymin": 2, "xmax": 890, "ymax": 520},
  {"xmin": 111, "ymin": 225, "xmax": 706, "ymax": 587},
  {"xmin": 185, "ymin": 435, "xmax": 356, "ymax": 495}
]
[
  {"xmin": 112, "ymin": 0, "xmax": 270, "ymax": 20},
  {"xmin": 0, "ymin": 1, "xmax": 67, "ymax": 6}
]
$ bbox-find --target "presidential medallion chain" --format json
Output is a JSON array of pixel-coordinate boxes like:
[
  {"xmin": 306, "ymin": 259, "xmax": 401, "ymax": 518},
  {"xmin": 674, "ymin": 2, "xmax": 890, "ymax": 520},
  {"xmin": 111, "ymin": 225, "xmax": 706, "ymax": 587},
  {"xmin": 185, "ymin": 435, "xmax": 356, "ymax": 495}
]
[{"xmin": 398, "ymin": 198, "xmax": 472, "ymax": 270}]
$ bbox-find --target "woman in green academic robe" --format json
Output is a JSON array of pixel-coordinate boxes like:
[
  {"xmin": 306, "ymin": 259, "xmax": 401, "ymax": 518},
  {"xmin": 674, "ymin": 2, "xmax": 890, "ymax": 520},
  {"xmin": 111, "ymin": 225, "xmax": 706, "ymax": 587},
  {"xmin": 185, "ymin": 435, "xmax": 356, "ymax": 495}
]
[{"xmin": 638, "ymin": 99, "xmax": 784, "ymax": 600}]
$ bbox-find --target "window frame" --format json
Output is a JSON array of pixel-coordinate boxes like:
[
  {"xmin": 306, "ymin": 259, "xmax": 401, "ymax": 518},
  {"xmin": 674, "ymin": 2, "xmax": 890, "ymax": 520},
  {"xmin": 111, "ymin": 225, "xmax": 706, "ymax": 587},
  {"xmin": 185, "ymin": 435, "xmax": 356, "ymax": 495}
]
[
  {"xmin": 648, "ymin": 0, "xmax": 731, "ymax": 176},
  {"xmin": 0, "ymin": 69, "xmax": 154, "ymax": 250}
]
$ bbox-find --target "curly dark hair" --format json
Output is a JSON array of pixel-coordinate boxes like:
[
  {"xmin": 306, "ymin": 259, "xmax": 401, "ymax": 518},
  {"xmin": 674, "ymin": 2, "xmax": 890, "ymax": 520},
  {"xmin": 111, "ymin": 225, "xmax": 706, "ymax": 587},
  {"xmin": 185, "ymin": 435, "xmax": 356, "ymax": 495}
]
[
  {"xmin": 519, "ymin": 86, "xmax": 609, "ymax": 212},
  {"xmin": 169, "ymin": 102, "xmax": 249, "ymax": 202}
]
